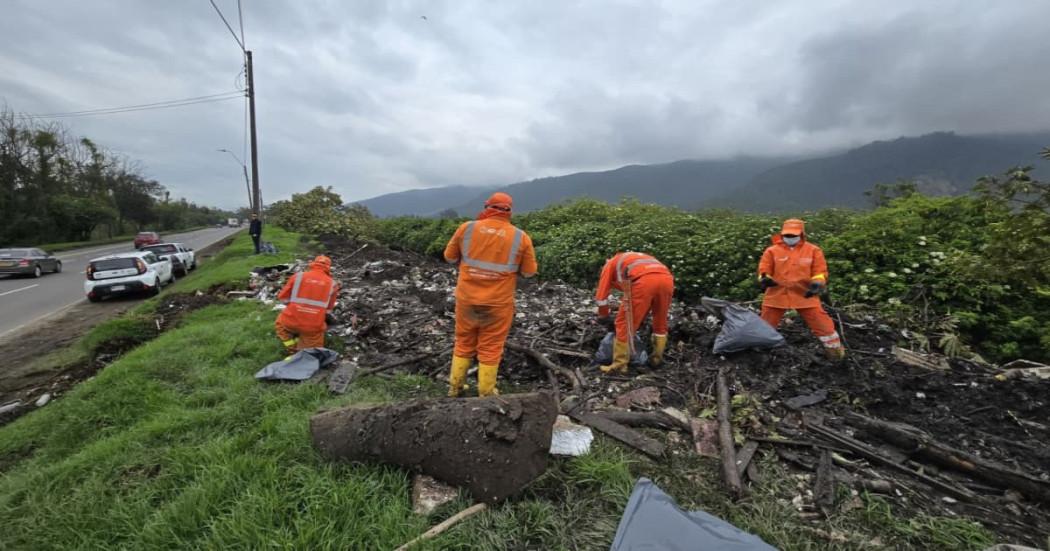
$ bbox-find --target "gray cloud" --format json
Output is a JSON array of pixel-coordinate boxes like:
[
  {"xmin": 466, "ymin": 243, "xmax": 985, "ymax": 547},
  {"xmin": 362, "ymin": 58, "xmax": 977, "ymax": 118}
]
[{"xmin": 2, "ymin": 0, "xmax": 1049, "ymax": 209}]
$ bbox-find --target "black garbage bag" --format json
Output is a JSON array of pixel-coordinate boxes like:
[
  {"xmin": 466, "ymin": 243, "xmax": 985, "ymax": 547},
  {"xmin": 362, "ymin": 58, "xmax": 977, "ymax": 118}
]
[
  {"xmin": 611, "ymin": 478, "xmax": 776, "ymax": 551},
  {"xmin": 595, "ymin": 332, "xmax": 649, "ymax": 366},
  {"xmin": 255, "ymin": 348, "xmax": 340, "ymax": 381},
  {"xmin": 701, "ymin": 297, "xmax": 785, "ymax": 354}
]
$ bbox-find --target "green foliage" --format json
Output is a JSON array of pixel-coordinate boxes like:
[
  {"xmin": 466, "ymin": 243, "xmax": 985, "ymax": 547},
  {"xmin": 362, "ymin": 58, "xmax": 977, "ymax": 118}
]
[{"xmin": 268, "ymin": 186, "xmax": 378, "ymax": 240}]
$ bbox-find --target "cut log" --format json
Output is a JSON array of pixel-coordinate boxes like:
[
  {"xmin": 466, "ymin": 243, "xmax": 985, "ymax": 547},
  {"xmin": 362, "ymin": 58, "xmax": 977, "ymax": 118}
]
[
  {"xmin": 594, "ymin": 410, "xmax": 689, "ymax": 432},
  {"xmin": 717, "ymin": 368, "xmax": 745, "ymax": 499},
  {"xmin": 570, "ymin": 411, "xmax": 665, "ymax": 459},
  {"xmin": 807, "ymin": 422, "xmax": 977, "ymax": 502},
  {"xmin": 311, "ymin": 392, "xmax": 558, "ymax": 503},
  {"xmin": 844, "ymin": 412, "xmax": 1050, "ymax": 505}
]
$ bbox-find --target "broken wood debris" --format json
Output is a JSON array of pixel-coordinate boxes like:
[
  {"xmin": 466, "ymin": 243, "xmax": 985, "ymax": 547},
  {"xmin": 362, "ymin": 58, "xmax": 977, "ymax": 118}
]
[
  {"xmin": 569, "ymin": 411, "xmax": 665, "ymax": 459},
  {"xmin": 593, "ymin": 410, "xmax": 689, "ymax": 432},
  {"xmin": 394, "ymin": 503, "xmax": 488, "ymax": 551},
  {"xmin": 717, "ymin": 368, "xmax": 745, "ymax": 499},
  {"xmin": 892, "ymin": 346, "xmax": 950, "ymax": 371}
]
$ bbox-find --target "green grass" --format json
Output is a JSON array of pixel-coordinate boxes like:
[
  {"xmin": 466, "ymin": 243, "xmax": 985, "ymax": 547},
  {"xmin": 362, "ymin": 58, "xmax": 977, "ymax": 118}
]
[{"xmin": 0, "ymin": 228, "xmax": 1002, "ymax": 550}]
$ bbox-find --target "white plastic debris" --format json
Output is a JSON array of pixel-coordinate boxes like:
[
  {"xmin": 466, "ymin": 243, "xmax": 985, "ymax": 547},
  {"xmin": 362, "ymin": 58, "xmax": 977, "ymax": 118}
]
[
  {"xmin": 35, "ymin": 393, "xmax": 52, "ymax": 407},
  {"xmin": 549, "ymin": 415, "xmax": 593, "ymax": 456}
]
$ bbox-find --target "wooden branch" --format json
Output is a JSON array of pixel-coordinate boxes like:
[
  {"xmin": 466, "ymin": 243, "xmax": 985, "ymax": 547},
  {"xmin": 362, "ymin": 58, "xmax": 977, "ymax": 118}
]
[
  {"xmin": 845, "ymin": 412, "xmax": 1050, "ymax": 505},
  {"xmin": 394, "ymin": 503, "xmax": 488, "ymax": 551},
  {"xmin": 358, "ymin": 345, "xmax": 453, "ymax": 377},
  {"xmin": 717, "ymin": 368, "xmax": 745, "ymax": 499},
  {"xmin": 807, "ymin": 422, "xmax": 977, "ymax": 502},
  {"xmin": 749, "ymin": 436, "xmax": 851, "ymax": 454},
  {"xmin": 506, "ymin": 341, "xmax": 584, "ymax": 394},
  {"xmin": 735, "ymin": 441, "xmax": 760, "ymax": 480},
  {"xmin": 570, "ymin": 411, "xmax": 665, "ymax": 459}
]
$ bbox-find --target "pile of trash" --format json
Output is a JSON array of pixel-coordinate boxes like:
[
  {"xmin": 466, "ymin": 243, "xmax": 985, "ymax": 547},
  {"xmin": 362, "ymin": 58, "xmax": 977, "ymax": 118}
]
[{"xmin": 246, "ymin": 234, "xmax": 1049, "ymax": 547}]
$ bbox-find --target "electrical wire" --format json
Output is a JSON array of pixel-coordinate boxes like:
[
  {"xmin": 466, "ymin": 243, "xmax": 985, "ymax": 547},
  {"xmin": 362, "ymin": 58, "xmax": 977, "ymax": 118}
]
[
  {"xmin": 18, "ymin": 92, "xmax": 245, "ymax": 119},
  {"xmin": 209, "ymin": 0, "xmax": 245, "ymax": 51},
  {"xmin": 237, "ymin": 0, "xmax": 246, "ymax": 49}
]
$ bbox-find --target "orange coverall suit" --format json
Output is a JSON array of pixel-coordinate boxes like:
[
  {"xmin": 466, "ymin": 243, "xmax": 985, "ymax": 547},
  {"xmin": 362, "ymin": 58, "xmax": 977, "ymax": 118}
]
[
  {"xmin": 444, "ymin": 212, "xmax": 537, "ymax": 396},
  {"xmin": 757, "ymin": 234, "xmax": 843, "ymax": 354},
  {"xmin": 596, "ymin": 252, "xmax": 675, "ymax": 371},
  {"xmin": 275, "ymin": 258, "xmax": 340, "ymax": 352}
]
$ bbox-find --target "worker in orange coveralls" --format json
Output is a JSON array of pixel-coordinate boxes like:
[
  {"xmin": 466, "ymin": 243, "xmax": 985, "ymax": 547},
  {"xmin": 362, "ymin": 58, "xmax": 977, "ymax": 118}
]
[
  {"xmin": 275, "ymin": 255, "xmax": 341, "ymax": 354},
  {"xmin": 595, "ymin": 252, "xmax": 675, "ymax": 374},
  {"xmin": 758, "ymin": 218, "xmax": 845, "ymax": 360},
  {"xmin": 443, "ymin": 192, "xmax": 538, "ymax": 397}
]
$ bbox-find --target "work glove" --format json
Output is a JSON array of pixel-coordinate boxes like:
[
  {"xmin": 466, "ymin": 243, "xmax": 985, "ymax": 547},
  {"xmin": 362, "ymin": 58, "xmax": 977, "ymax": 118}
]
[
  {"xmin": 759, "ymin": 276, "xmax": 778, "ymax": 290},
  {"xmin": 596, "ymin": 315, "xmax": 615, "ymax": 331},
  {"xmin": 804, "ymin": 281, "xmax": 824, "ymax": 298}
]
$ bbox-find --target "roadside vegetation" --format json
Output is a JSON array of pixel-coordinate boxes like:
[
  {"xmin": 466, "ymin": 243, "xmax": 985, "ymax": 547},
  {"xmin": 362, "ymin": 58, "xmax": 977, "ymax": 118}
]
[
  {"xmin": 0, "ymin": 108, "xmax": 236, "ymax": 247},
  {"xmin": 376, "ymin": 165, "xmax": 1050, "ymax": 363}
]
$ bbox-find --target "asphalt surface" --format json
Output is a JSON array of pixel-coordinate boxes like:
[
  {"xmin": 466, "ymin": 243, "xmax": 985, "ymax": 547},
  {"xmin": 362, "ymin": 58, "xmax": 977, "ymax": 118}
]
[{"xmin": 0, "ymin": 227, "xmax": 242, "ymax": 339}]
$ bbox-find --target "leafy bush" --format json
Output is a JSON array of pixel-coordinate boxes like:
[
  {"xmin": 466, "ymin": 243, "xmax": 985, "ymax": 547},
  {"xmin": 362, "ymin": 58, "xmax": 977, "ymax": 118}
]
[{"xmin": 267, "ymin": 186, "xmax": 377, "ymax": 240}]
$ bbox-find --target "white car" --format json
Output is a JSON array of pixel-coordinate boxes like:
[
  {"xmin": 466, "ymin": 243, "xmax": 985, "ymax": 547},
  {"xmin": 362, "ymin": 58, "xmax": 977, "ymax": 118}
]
[
  {"xmin": 85, "ymin": 251, "xmax": 174, "ymax": 302},
  {"xmin": 140, "ymin": 242, "xmax": 196, "ymax": 276}
]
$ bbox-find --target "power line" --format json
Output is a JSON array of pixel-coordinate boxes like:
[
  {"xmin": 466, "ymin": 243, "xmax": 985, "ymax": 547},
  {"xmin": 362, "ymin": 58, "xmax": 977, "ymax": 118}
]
[
  {"xmin": 209, "ymin": 0, "xmax": 245, "ymax": 51},
  {"xmin": 237, "ymin": 0, "xmax": 246, "ymax": 49},
  {"xmin": 18, "ymin": 92, "xmax": 245, "ymax": 119}
]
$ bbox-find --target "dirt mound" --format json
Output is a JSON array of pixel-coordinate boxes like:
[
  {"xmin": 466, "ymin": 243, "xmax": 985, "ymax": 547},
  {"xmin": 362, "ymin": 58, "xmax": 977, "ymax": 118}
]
[{"xmin": 154, "ymin": 292, "xmax": 225, "ymax": 330}]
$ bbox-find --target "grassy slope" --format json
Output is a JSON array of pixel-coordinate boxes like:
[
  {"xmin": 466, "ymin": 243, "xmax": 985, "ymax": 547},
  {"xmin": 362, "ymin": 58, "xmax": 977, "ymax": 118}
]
[{"xmin": 0, "ymin": 230, "xmax": 997, "ymax": 550}]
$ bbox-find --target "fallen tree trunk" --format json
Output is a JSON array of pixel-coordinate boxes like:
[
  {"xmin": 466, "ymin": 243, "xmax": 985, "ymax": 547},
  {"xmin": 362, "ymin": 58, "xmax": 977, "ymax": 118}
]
[
  {"xmin": 594, "ymin": 410, "xmax": 689, "ymax": 432},
  {"xmin": 310, "ymin": 392, "xmax": 558, "ymax": 503},
  {"xmin": 717, "ymin": 368, "xmax": 745, "ymax": 499},
  {"xmin": 845, "ymin": 412, "xmax": 1050, "ymax": 505}
]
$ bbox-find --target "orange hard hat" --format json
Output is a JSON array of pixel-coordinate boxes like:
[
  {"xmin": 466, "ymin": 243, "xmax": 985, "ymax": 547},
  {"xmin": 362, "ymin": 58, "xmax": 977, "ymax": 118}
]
[
  {"xmin": 781, "ymin": 219, "xmax": 805, "ymax": 235},
  {"xmin": 311, "ymin": 255, "xmax": 332, "ymax": 269},
  {"xmin": 485, "ymin": 192, "xmax": 513, "ymax": 210}
]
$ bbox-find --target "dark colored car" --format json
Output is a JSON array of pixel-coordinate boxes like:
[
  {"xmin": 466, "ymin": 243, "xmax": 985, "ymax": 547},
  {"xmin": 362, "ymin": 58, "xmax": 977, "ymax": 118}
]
[
  {"xmin": 134, "ymin": 232, "xmax": 161, "ymax": 250},
  {"xmin": 0, "ymin": 248, "xmax": 62, "ymax": 278}
]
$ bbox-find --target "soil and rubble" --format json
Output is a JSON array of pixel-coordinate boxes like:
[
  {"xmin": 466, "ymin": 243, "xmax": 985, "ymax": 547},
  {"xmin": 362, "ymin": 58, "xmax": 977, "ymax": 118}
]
[{"xmin": 248, "ymin": 234, "xmax": 1049, "ymax": 547}]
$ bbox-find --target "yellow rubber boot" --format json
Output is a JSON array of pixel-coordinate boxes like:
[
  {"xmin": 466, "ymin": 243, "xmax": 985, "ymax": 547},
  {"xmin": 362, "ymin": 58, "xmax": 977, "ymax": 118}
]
[
  {"xmin": 824, "ymin": 346, "xmax": 846, "ymax": 362},
  {"xmin": 600, "ymin": 339, "xmax": 630, "ymax": 374},
  {"xmin": 649, "ymin": 334, "xmax": 668, "ymax": 368},
  {"xmin": 477, "ymin": 362, "xmax": 500, "ymax": 397},
  {"xmin": 448, "ymin": 356, "xmax": 473, "ymax": 397}
]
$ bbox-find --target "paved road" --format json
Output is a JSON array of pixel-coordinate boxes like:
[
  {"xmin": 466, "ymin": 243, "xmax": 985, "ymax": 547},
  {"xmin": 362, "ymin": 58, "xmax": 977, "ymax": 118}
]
[{"xmin": 0, "ymin": 227, "xmax": 242, "ymax": 339}]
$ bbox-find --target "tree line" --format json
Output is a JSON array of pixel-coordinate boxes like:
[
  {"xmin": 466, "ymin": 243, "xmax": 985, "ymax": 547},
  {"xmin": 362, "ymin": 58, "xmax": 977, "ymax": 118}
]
[{"xmin": 0, "ymin": 108, "xmax": 234, "ymax": 246}]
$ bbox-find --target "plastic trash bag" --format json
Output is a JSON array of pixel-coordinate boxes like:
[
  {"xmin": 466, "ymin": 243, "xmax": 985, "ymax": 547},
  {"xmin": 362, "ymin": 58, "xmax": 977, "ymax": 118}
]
[
  {"xmin": 611, "ymin": 478, "xmax": 776, "ymax": 551},
  {"xmin": 255, "ymin": 348, "xmax": 340, "ymax": 381},
  {"xmin": 595, "ymin": 332, "xmax": 648, "ymax": 366},
  {"xmin": 701, "ymin": 297, "xmax": 785, "ymax": 354}
]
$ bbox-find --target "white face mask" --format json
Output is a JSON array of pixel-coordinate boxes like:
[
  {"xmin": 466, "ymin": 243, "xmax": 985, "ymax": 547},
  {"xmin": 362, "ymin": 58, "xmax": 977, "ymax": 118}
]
[{"xmin": 782, "ymin": 236, "xmax": 801, "ymax": 246}]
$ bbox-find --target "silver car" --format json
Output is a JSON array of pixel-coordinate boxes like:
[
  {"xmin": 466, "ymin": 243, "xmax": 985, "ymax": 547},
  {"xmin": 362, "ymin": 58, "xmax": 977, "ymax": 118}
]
[{"xmin": 0, "ymin": 248, "xmax": 62, "ymax": 278}]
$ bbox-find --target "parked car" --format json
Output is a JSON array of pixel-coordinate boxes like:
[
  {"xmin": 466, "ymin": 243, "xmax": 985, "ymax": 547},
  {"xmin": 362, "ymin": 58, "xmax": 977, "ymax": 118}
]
[
  {"xmin": 84, "ymin": 251, "xmax": 174, "ymax": 302},
  {"xmin": 0, "ymin": 248, "xmax": 61, "ymax": 278},
  {"xmin": 140, "ymin": 243, "xmax": 196, "ymax": 276},
  {"xmin": 134, "ymin": 231, "xmax": 161, "ymax": 250}
]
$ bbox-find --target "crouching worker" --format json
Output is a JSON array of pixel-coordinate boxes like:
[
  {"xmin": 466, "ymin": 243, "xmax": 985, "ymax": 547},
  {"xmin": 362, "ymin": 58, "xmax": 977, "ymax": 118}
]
[
  {"xmin": 275, "ymin": 255, "xmax": 340, "ymax": 354},
  {"xmin": 758, "ymin": 219, "xmax": 845, "ymax": 361},
  {"xmin": 595, "ymin": 252, "xmax": 675, "ymax": 373},
  {"xmin": 444, "ymin": 192, "xmax": 537, "ymax": 397}
]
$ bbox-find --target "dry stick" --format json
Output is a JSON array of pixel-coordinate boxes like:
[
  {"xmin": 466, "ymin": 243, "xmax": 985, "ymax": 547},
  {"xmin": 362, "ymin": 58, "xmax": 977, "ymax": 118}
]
[
  {"xmin": 358, "ymin": 345, "xmax": 453, "ymax": 377},
  {"xmin": 394, "ymin": 503, "xmax": 488, "ymax": 551},
  {"xmin": 717, "ymin": 368, "xmax": 746, "ymax": 499},
  {"xmin": 594, "ymin": 410, "xmax": 689, "ymax": 432},
  {"xmin": 844, "ymin": 411, "xmax": 1050, "ymax": 505},
  {"xmin": 807, "ymin": 422, "xmax": 977, "ymax": 502},
  {"xmin": 506, "ymin": 341, "xmax": 584, "ymax": 394}
]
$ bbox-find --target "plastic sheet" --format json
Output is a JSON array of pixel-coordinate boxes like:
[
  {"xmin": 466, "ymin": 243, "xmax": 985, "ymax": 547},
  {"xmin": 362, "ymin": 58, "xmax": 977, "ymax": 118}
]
[
  {"xmin": 595, "ymin": 332, "xmax": 649, "ymax": 366},
  {"xmin": 702, "ymin": 297, "xmax": 785, "ymax": 354},
  {"xmin": 255, "ymin": 348, "xmax": 340, "ymax": 381},
  {"xmin": 611, "ymin": 478, "xmax": 776, "ymax": 551}
]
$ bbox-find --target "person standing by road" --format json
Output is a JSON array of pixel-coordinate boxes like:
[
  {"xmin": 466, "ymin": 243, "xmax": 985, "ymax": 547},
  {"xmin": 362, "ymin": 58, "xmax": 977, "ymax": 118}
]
[
  {"xmin": 249, "ymin": 213, "xmax": 262, "ymax": 254},
  {"xmin": 757, "ymin": 218, "xmax": 845, "ymax": 361},
  {"xmin": 594, "ymin": 252, "xmax": 675, "ymax": 374},
  {"xmin": 443, "ymin": 192, "xmax": 538, "ymax": 397}
]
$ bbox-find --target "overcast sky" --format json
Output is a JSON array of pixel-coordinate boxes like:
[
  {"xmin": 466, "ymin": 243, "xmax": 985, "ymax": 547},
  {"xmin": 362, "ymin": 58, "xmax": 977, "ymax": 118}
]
[{"xmin": 2, "ymin": 0, "xmax": 1049, "ymax": 209}]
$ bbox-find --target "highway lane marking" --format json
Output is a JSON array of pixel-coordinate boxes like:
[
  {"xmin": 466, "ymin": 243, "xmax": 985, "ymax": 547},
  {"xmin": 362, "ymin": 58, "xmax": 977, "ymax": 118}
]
[{"xmin": 0, "ymin": 284, "xmax": 39, "ymax": 297}]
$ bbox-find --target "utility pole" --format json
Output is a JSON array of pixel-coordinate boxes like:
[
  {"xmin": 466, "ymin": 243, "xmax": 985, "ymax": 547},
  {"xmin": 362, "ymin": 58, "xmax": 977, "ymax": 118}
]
[{"xmin": 246, "ymin": 50, "xmax": 261, "ymax": 216}]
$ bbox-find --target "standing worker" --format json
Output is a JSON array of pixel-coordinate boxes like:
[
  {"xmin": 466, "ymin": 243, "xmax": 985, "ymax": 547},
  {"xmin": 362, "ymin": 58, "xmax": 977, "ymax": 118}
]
[
  {"xmin": 249, "ymin": 213, "xmax": 263, "ymax": 254},
  {"xmin": 595, "ymin": 252, "xmax": 675, "ymax": 373},
  {"xmin": 275, "ymin": 255, "xmax": 340, "ymax": 354},
  {"xmin": 757, "ymin": 219, "xmax": 845, "ymax": 360},
  {"xmin": 444, "ymin": 192, "xmax": 537, "ymax": 397}
]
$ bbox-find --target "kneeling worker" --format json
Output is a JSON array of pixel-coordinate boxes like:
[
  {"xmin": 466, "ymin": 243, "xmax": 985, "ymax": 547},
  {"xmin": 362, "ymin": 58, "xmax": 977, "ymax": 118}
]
[
  {"xmin": 275, "ymin": 255, "xmax": 341, "ymax": 354},
  {"xmin": 757, "ymin": 219, "xmax": 845, "ymax": 360},
  {"xmin": 444, "ymin": 192, "xmax": 537, "ymax": 397},
  {"xmin": 595, "ymin": 252, "xmax": 675, "ymax": 373}
]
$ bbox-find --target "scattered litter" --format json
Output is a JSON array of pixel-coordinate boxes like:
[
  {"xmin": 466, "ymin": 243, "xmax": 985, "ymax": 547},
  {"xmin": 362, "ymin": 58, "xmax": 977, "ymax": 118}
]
[
  {"xmin": 783, "ymin": 389, "xmax": 828, "ymax": 410},
  {"xmin": 610, "ymin": 478, "xmax": 776, "ymax": 551},
  {"xmin": 34, "ymin": 393, "xmax": 52, "ymax": 407},
  {"xmin": 412, "ymin": 474, "xmax": 459, "ymax": 515},
  {"xmin": 255, "ymin": 348, "xmax": 340, "ymax": 381},
  {"xmin": 892, "ymin": 346, "xmax": 950, "ymax": 370},
  {"xmin": 549, "ymin": 415, "xmax": 593, "ymax": 456},
  {"xmin": 0, "ymin": 401, "xmax": 21, "ymax": 414},
  {"xmin": 596, "ymin": 332, "xmax": 648, "ymax": 366}
]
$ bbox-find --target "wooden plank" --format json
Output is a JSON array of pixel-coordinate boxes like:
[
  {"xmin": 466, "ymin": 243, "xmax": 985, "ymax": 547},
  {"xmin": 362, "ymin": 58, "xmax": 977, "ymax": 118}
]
[
  {"xmin": 735, "ymin": 441, "xmax": 760, "ymax": 479},
  {"xmin": 570, "ymin": 411, "xmax": 665, "ymax": 459},
  {"xmin": 717, "ymin": 368, "xmax": 745, "ymax": 499}
]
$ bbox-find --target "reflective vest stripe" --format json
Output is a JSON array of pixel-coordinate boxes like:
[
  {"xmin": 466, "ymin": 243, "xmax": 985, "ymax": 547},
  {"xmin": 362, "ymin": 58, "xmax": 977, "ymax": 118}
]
[
  {"xmin": 616, "ymin": 252, "xmax": 664, "ymax": 282},
  {"xmin": 460, "ymin": 221, "xmax": 523, "ymax": 273},
  {"xmin": 289, "ymin": 273, "xmax": 335, "ymax": 308}
]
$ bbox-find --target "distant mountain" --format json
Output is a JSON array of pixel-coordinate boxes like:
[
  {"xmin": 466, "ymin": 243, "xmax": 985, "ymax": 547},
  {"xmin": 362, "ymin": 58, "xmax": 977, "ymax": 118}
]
[
  {"xmin": 355, "ymin": 131, "xmax": 1050, "ymax": 217},
  {"xmin": 713, "ymin": 132, "xmax": 1050, "ymax": 211},
  {"xmin": 355, "ymin": 185, "xmax": 493, "ymax": 217}
]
